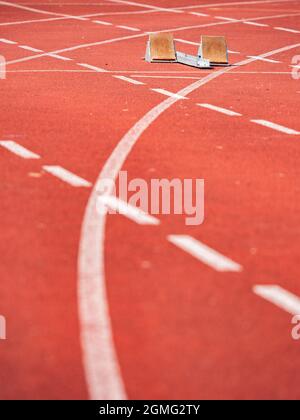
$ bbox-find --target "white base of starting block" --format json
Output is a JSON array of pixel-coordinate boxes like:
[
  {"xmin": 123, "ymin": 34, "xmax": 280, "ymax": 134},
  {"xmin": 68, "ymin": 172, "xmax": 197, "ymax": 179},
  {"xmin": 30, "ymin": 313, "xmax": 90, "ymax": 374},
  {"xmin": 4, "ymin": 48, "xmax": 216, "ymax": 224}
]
[{"xmin": 176, "ymin": 51, "xmax": 210, "ymax": 68}]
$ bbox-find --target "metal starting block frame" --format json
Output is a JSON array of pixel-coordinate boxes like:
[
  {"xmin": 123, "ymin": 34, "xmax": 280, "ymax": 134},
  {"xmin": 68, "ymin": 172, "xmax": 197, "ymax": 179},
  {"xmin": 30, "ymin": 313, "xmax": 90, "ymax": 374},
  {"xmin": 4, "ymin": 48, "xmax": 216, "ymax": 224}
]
[{"xmin": 145, "ymin": 33, "xmax": 229, "ymax": 69}]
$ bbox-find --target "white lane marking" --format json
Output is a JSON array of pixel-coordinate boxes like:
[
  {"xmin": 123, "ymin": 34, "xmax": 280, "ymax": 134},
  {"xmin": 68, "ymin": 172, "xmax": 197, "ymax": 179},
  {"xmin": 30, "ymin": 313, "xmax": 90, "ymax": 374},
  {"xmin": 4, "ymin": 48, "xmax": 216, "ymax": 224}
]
[
  {"xmin": 175, "ymin": 38, "xmax": 199, "ymax": 46},
  {"xmin": 0, "ymin": 0, "xmax": 88, "ymax": 20},
  {"xmin": 197, "ymin": 103, "xmax": 242, "ymax": 116},
  {"xmin": 175, "ymin": 41, "xmax": 240, "ymax": 58},
  {"xmin": 251, "ymin": 119, "xmax": 300, "ymax": 135},
  {"xmin": 0, "ymin": 38, "xmax": 17, "ymax": 44},
  {"xmin": 90, "ymin": 10, "xmax": 156, "ymax": 17},
  {"xmin": 247, "ymin": 55, "xmax": 281, "ymax": 63},
  {"xmin": 0, "ymin": 141, "xmax": 40, "ymax": 159},
  {"xmin": 274, "ymin": 26, "xmax": 300, "ymax": 33},
  {"xmin": 5, "ymin": 12, "xmax": 300, "ymax": 68},
  {"xmin": 116, "ymin": 25, "xmax": 140, "ymax": 31},
  {"xmin": 215, "ymin": 16, "xmax": 237, "ymax": 21},
  {"xmin": 78, "ymin": 40, "xmax": 300, "ymax": 401},
  {"xmin": 134, "ymin": 75, "xmax": 201, "ymax": 79},
  {"xmin": 43, "ymin": 166, "xmax": 92, "ymax": 187},
  {"xmin": 0, "ymin": 16, "xmax": 70, "ymax": 27},
  {"xmin": 4, "ymin": 70, "xmax": 294, "ymax": 75},
  {"xmin": 106, "ymin": 0, "xmax": 183, "ymax": 14},
  {"xmin": 163, "ymin": 12, "xmax": 300, "ymax": 33},
  {"xmin": 151, "ymin": 88, "xmax": 188, "ymax": 99},
  {"xmin": 189, "ymin": 12, "xmax": 209, "ymax": 17},
  {"xmin": 47, "ymin": 53, "xmax": 72, "ymax": 61},
  {"xmin": 254, "ymin": 285, "xmax": 300, "ymax": 315},
  {"xmin": 176, "ymin": 0, "xmax": 300, "ymax": 10},
  {"xmin": 20, "ymin": 2, "xmax": 111, "ymax": 4},
  {"xmin": 0, "ymin": 9, "xmax": 145, "ymax": 27},
  {"xmin": 98, "ymin": 196, "xmax": 159, "ymax": 225},
  {"xmin": 114, "ymin": 75, "xmax": 144, "ymax": 85},
  {"xmin": 77, "ymin": 63, "xmax": 108, "ymax": 72},
  {"xmin": 19, "ymin": 45, "xmax": 43, "ymax": 52},
  {"xmin": 243, "ymin": 21, "xmax": 269, "ymax": 27},
  {"xmin": 130, "ymin": 72, "xmax": 295, "ymax": 79},
  {"xmin": 93, "ymin": 20, "xmax": 113, "ymax": 25},
  {"xmin": 168, "ymin": 235, "xmax": 242, "ymax": 272}
]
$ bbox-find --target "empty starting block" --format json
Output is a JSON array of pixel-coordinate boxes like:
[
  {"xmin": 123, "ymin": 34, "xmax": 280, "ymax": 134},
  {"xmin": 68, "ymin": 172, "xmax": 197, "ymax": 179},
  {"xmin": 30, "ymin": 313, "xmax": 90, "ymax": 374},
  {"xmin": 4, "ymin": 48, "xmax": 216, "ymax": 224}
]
[
  {"xmin": 199, "ymin": 35, "xmax": 228, "ymax": 65},
  {"xmin": 146, "ymin": 33, "xmax": 176, "ymax": 62},
  {"xmin": 145, "ymin": 33, "xmax": 229, "ymax": 69}
]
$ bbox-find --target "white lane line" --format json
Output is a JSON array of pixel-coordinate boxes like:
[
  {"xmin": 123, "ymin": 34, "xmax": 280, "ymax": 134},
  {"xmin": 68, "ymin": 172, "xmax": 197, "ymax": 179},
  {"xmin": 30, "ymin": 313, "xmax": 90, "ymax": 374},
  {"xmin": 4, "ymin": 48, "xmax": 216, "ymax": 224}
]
[
  {"xmin": 98, "ymin": 196, "xmax": 159, "ymax": 225},
  {"xmin": 274, "ymin": 26, "xmax": 300, "ymax": 33},
  {"xmin": 0, "ymin": 16, "xmax": 70, "ymax": 27},
  {"xmin": 168, "ymin": 235, "xmax": 242, "ymax": 272},
  {"xmin": 114, "ymin": 75, "xmax": 144, "ymax": 85},
  {"xmin": 0, "ymin": 141, "xmax": 40, "ymax": 159},
  {"xmin": 197, "ymin": 103, "xmax": 242, "ymax": 116},
  {"xmin": 175, "ymin": 37, "xmax": 237, "ymax": 55},
  {"xmin": 174, "ymin": 0, "xmax": 296, "ymax": 10},
  {"xmin": 93, "ymin": 20, "xmax": 113, "ymax": 25},
  {"xmin": 134, "ymin": 75, "xmax": 201, "ymax": 79},
  {"xmin": 175, "ymin": 38, "xmax": 199, "ymax": 46},
  {"xmin": 77, "ymin": 63, "xmax": 108, "ymax": 72},
  {"xmin": 43, "ymin": 166, "xmax": 92, "ymax": 187},
  {"xmin": 106, "ymin": 0, "xmax": 183, "ymax": 14},
  {"xmin": 116, "ymin": 25, "xmax": 140, "ymax": 31},
  {"xmin": 151, "ymin": 88, "xmax": 188, "ymax": 99},
  {"xmin": 247, "ymin": 55, "xmax": 281, "ymax": 63},
  {"xmin": 21, "ymin": 2, "xmax": 113, "ymax": 4},
  {"xmin": 131, "ymin": 72, "xmax": 294, "ymax": 77},
  {"xmin": 254, "ymin": 285, "xmax": 300, "ymax": 315},
  {"xmin": 47, "ymin": 53, "xmax": 72, "ymax": 61},
  {"xmin": 19, "ymin": 45, "xmax": 43, "ymax": 52},
  {"xmin": 243, "ymin": 21, "xmax": 269, "ymax": 27},
  {"xmin": 215, "ymin": 16, "xmax": 237, "ymax": 21},
  {"xmin": 251, "ymin": 119, "xmax": 300, "ymax": 135},
  {"xmin": 0, "ymin": 38, "xmax": 17, "ymax": 44},
  {"xmin": 0, "ymin": 0, "xmax": 88, "ymax": 20},
  {"xmin": 189, "ymin": 12, "xmax": 209, "ymax": 17},
  {"xmin": 177, "ymin": 0, "xmax": 300, "ymax": 10},
  {"xmin": 5, "ymin": 12, "xmax": 300, "ymax": 68},
  {"xmin": 78, "ymin": 42, "xmax": 300, "ymax": 401}
]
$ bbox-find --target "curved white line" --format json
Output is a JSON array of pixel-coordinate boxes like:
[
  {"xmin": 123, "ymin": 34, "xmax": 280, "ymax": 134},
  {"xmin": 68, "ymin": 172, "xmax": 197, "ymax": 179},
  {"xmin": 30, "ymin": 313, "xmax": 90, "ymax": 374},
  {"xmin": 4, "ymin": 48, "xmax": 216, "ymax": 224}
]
[
  {"xmin": 5, "ymin": 10, "xmax": 300, "ymax": 67},
  {"xmin": 0, "ymin": 0, "xmax": 88, "ymax": 19},
  {"xmin": 78, "ymin": 41, "xmax": 300, "ymax": 400}
]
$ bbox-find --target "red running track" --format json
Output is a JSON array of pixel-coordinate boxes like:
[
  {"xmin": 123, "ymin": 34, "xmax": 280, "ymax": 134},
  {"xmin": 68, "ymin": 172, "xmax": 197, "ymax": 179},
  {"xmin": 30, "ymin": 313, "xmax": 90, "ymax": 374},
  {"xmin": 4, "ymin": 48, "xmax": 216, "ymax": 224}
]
[{"xmin": 0, "ymin": 0, "xmax": 300, "ymax": 400}]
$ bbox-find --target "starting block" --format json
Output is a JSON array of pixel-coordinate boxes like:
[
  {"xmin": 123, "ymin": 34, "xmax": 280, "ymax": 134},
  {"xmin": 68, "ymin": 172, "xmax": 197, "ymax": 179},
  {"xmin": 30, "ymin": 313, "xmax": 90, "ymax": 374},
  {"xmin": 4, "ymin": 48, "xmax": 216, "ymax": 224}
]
[
  {"xmin": 199, "ymin": 35, "xmax": 228, "ymax": 65},
  {"xmin": 145, "ymin": 33, "xmax": 229, "ymax": 69},
  {"xmin": 145, "ymin": 32, "xmax": 211, "ymax": 69},
  {"xmin": 146, "ymin": 33, "xmax": 176, "ymax": 62}
]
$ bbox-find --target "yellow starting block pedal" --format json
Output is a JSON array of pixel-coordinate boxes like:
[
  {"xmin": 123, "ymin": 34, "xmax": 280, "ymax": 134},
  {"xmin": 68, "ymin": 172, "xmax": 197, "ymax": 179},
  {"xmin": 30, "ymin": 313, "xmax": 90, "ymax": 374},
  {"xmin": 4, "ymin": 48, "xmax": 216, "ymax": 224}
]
[
  {"xmin": 199, "ymin": 35, "xmax": 228, "ymax": 65},
  {"xmin": 146, "ymin": 32, "xmax": 176, "ymax": 62}
]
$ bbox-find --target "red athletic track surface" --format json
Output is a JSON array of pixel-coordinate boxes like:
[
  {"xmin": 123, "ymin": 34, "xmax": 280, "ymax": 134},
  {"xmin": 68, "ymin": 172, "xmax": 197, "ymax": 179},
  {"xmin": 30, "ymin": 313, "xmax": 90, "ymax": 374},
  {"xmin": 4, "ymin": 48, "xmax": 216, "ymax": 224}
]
[{"xmin": 0, "ymin": 0, "xmax": 300, "ymax": 400}]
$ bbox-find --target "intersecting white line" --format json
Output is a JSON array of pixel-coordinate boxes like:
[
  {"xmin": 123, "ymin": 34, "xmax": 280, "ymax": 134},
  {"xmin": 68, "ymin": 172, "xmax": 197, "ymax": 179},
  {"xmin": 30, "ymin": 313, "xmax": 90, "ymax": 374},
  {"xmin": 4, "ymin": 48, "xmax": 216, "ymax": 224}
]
[
  {"xmin": 254, "ymin": 285, "xmax": 300, "ymax": 315},
  {"xmin": 0, "ymin": 141, "xmax": 40, "ymax": 159}
]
